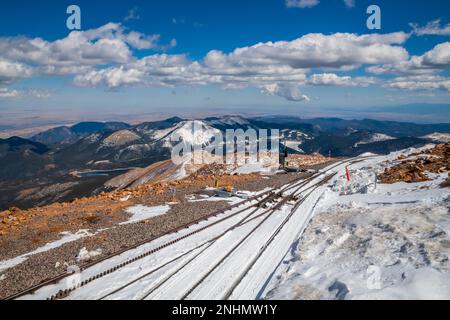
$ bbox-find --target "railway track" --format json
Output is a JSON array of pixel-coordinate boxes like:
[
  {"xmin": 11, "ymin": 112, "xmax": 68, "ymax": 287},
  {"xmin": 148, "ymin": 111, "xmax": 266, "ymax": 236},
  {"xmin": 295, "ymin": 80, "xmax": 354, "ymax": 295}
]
[
  {"xmin": 100, "ymin": 191, "xmax": 289, "ymax": 300},
  {"xmin": 104, "ymin": 170, "xmax": 341, "ymax": 300},
  {"xmin": 9, "ymin": 169, "xmax": 318, "ymax": 300},
  {"xmin": 178, "ymin": 173, "xmax": 335, "ymax": 301},
  {"xmin": 101, "ymin": 176, "xmax": 324, "ymax": 300},
  {"xmin": 220, "ymin": 173, "xmax": 335, "ymax": 300},
  {"xmin": 10, "ymin": 156, "xmax": 375, "ymax": 300},
  {"xmin": 58, "ymin": 173, "xmax": 322, "ymax": 300}
]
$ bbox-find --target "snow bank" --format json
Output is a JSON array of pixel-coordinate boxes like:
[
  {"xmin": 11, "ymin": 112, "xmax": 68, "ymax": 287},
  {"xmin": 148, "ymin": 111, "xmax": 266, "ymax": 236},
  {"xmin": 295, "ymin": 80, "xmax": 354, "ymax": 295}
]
[
  {"xmin": 265, "ymin": 146, "xmax": 450, "ymax": 300},
  {"xmin": 121, "ymin": 205, "xmax": 171, "ymax": 225},
  {"xmin": 234, "ymin": 163, "xmax": 276, "ymax": 175},
  {"xmin": 355, "ymin": 133, "xmax": 394, "ymax": 147},
  {"xmin": 77, "ymin": 247, "xmax": 102, "ymax": 263},
  {"xmin": 0, "ymin": 230, "xmax": 94, "ymax": 272}
]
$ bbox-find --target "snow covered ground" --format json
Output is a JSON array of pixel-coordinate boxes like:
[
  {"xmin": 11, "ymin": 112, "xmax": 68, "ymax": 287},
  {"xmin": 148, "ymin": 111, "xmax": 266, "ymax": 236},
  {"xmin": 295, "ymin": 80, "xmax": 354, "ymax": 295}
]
[
  {"xmin": 20, "ymin": 160, "xmax": 348, "ymax": 300},
  {"xmin": 355, "ymin": 133, "xmax": 394, "ymax": 147},
  {"xmin": 0, "ymin": 230, "xmax": 94, "ymax": 272},
  {"xmin": 16, "ymin": 146, "xmax": 449, "ymax": 300},
  {"xmin": 120, "ymin": 205, "xmax": 171, "ymax": 225},
  {"xmin": 264, "ymin": 146, "xmax": 450, "ymax": 300},
  {"xmin": 0, "ymin": 205, "xmax": 172, "ymax": 273}
]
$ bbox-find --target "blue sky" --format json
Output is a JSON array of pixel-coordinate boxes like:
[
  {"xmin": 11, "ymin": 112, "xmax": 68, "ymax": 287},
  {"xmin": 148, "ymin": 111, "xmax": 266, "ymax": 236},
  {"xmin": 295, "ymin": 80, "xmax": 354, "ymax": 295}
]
[{"xmin": 0, "ymin": 0, "xmax": 449, "ymax": 124}]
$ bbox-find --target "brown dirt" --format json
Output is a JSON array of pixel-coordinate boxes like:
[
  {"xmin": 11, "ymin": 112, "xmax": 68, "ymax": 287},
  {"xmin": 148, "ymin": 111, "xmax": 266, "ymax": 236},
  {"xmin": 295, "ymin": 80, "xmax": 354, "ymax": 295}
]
[
  {"xmin": 440, "ymin": 178, "xmax": 450, "ymax": 188},
  {"xmin": 286, "ymin": 153, "xmax": 331, "ymax": 168}
]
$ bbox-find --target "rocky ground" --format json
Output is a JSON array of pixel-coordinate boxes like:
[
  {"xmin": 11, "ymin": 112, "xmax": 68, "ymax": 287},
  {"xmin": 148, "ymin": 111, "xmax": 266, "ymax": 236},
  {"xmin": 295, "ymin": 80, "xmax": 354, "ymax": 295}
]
[
  {"xmin": 0, "ymin": 159, "xmax": 335, "ymax": 299},
  {"xmin": 286, "ymin": 153, "xmax": 331, "ymax": 167},
  {"xmin": 379, "ymin": 143, "xmax": 450, "ymax": 185}
]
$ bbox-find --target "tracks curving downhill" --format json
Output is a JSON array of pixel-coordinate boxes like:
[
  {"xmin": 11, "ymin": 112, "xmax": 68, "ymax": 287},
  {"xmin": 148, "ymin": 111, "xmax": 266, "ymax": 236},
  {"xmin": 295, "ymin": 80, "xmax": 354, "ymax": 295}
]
[{"xmin": 10, "ymin": 156, "xmax": 376, "ymax": 300}]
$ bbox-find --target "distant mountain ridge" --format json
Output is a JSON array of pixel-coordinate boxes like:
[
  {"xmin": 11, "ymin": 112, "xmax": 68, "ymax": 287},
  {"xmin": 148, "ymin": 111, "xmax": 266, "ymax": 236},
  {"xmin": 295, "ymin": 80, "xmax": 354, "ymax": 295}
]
[
  {"xmin": 1, "ymin": 115, "xmax": 449, "ymax": 210},
  {"xmin": 31, "ymin": 121, "xmax": 130, "ymax": 145},
  {"xmin": 0, "ymin": 137, "xmax": 52, "ymax": 180},
  {"xmin": 26, "ymin": 115, "xmax": 450, "ymax": 166},
  {"xmin": 0, "ymin": 136, "xmax": 49, "ymax": 155},
  {"xmin": 250, "ymin": 116, "xmax": 450, "ymax": 137}
]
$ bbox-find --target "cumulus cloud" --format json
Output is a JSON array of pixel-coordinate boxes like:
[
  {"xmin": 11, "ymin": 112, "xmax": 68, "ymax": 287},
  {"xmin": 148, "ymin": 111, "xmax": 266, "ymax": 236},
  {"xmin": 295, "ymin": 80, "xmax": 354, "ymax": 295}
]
[
  {"xmin": 74, "ymin": 65, "xmax": 145, "ymax": 89},
  {"xmin": 367, "ymin": 42, "xmax": 450, "ymax": 75},
  {"xmin": 261, "ymin": 83, "xmax": 310, "ymax": 102},
  {"xmin": 410, "ymin": 19, "xmax": 450, "ymax": 36},
  {"xmin": 0, "ymin": 87, "xmax": 50, "ymax": 98},
  {"xmin": 233, "ymin": 32, "xmax": 409, "ymax": 70},
  {"xmin": 0, "ymin": 24, "xmax": 130, "ymax": 68},
  {"xmin": 0, "ymin": 87, "xmax": 19, "ymax": 98},
  {"xmin": 0, "ymin": 60, "xmax": 33, "ymax": 85},
  {"xmin": 2, "ymin": 20, "xmax": 449, "ymax": 102},
  {"xmin": 385, "ymin": 75, "xmax": 450, "ymax": 92},
  {"xmin": 201, "ymin": 32, "xmax": 409, "ymax": 73},
  {"xmin": 71, "ymin": 31, "xmax": 412, "ymax": 102},
  {"xmin": 421, "ymin": 42, "xmax": 450, "ymax": 67},
  {"xmin": 286, "ymin": 0, "xmax": 320, "ymax": 8},
  {"xmin": 308, "ymin": 73, "xmax": 377, "ymax": 87},
  {"xmin": 0, "ymin": 23, "xmax": 175, "ymax": 77},
  {"xmin": 73, "ymin": 32, "xmax": 406, "ymax": 92}
]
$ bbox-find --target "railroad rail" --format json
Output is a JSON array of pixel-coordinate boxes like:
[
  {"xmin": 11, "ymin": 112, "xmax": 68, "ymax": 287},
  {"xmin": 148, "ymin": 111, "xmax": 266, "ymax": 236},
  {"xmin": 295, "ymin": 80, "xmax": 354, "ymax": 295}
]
[
  {"xmin": 7, "ymin": 156, "xmax": 375, "ymax": 300},
  {"xmin": 6, "ymin": 169, "xmax": 316, "ymax": 300},
  {"xmin": 49, "ymin": 172, "xmax": 321, "ymax": 300},
  {"xmin": 179, "ymin": 173, "xmax": 335, "ymax": 300},
  {"xmin": 141, "ymin": 172, "xmax": 336, "ymax": 300}
]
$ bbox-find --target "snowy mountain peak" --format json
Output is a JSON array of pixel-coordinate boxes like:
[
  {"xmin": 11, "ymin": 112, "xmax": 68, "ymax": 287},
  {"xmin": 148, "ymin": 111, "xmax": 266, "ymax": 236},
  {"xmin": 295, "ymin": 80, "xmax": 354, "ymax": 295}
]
[
  {"xmin": 160, "ymin": 120, "xmax": 221, "ymax": 147},
  {"xmin": 355, "ymin": 133, "xmax": 395, "ymax": 147},
  {"xmin": 421, "ymin": 132, "xmax": 450, "ymax": 143}
]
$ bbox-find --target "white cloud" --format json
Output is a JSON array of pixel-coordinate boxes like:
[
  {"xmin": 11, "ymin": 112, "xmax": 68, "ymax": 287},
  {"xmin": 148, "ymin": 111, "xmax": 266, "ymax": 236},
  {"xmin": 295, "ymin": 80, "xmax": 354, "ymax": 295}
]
[
  {"xmin": 72, "ymin": 31, "xmax": 411, "ymax": 101},
  {"xmin": 286, "ymin": 0, "xmax": 320, "ymax": 9},
  {"xmin": 309, "ymin": 73, "xmax": 377, "ymax": 87},
  {"xmin": 199, "ymin": 32, "xmax": 409, "ymax": 73},
  {"xmin": 261, "ymin": 83, "xmax": 310, "ymax": 102},
  {"xmin": 74, "ymin": 32, "xmax": 406, "ymax": 91},
  {"xmin": 367, "ymin": 42, "xmax": 450, "ymax": 75},
  {"xmin": 0, "ymin": 87, "xmax": 50, "ymax": 98},
  {"xmin": 74, "ymin": 65, "xmax": 145, "ymax": 89},
  {"xmin": 0, "ymin": 60, "xmax": 33, "ymax": 85},
  {"xmin": 0, "ymin": 24, "xmax": 131, "ymax": 68},
  {"xmin": 422, "ymin": 42, "xmax": 450, "ymax": 67},
  {"xmin": 385, "ymin": 75, "xmax": 450, "ymax": 92},
  {"xmin": 0, "ymin": 87, "xmax": 19, "ymax": 98},
  {"xmin": 0, "ymin": 23, "xmax": 175, "ymax": 78},
  {"xmin": 123, "ymin": 32, "xmax": 162, "ymax": 50},
  {"xmin": 3, "ymin": 20, "xmax": 450, "ymax": 102},
  {"xmin": 410, "ymin": 19, "xmax": 450, "ymax": 36}
]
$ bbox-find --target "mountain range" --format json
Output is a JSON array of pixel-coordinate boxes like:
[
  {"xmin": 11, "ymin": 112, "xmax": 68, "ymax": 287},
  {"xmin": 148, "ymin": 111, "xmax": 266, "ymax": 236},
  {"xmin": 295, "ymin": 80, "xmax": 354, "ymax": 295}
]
[{"xmin": 1, "ymin": 115, "xmax": 449, "ymax": 211}]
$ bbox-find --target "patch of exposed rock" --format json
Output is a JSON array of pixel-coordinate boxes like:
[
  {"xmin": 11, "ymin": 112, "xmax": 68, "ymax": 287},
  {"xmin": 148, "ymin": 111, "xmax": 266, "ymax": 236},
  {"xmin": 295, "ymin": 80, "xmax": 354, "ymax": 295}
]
[{"xmin": 379, "ymin": 143, "xmax": 450, "ymax": 184}]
